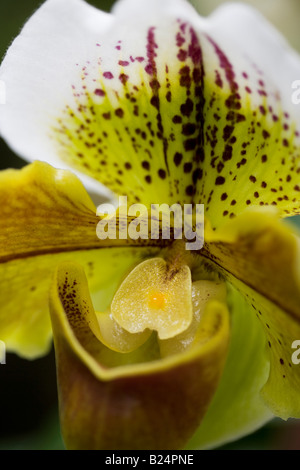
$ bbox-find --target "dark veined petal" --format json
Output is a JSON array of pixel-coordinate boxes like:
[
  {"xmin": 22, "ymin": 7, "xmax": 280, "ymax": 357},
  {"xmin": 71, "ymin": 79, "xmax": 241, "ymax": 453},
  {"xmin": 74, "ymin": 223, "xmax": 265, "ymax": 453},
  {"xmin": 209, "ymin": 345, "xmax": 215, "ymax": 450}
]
[
  {"xmin": 1, "ymin": 0, "xmax": 300, "ymax": 229},
  {"xmin": 0, "ymin": 162, "xmax": 159, "ymax": 358},
  {"xmin": 186, "ymin": 284, "xmax": 273, "ymax": 450},
  {"xmin": 204, "ymin": 207, "xmax": 300, "ymax": 418},
  {"xmin": 49, "ymin": 260, "xmax": 230, "ymax": 450}
]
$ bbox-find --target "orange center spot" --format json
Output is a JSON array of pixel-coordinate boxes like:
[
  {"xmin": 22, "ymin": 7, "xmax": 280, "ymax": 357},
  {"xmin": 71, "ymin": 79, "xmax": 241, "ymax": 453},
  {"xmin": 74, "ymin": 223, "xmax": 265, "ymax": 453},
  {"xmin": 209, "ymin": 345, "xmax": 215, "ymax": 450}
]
[{"xmin": 148, "ymin": 291, "xmax": 166, "ymax": 310}]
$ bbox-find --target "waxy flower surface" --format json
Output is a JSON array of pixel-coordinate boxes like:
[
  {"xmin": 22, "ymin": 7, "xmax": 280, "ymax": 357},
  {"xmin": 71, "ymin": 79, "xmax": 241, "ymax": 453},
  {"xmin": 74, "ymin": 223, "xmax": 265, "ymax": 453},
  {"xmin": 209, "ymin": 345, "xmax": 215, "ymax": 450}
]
[{"xmin": 0, "ymin": 0, "xmax": 300, "ymax": 450}]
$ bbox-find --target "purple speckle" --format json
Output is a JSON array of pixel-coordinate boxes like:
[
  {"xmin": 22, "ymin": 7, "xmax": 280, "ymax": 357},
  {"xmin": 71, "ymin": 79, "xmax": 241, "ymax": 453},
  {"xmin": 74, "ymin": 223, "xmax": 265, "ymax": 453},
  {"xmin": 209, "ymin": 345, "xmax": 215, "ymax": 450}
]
[
  {"xmin": 207, "ymin": 35, "xmax": 236, "ymax": 91},
  {"xmin": 145, "ymin": 27, "xmax": 158, "ymax": 76},
  {"xmin": 188, "ymin": 27, "xmax": 202, "ymax": 65},
  {"xmin": 258, "ymin": 89, "xmax": 267, "ymax": 97},
  {"xmin": 94, "ymin": 88, "xmax": 105, "ymax": 97},
  {"xmin": 176, "ymin": 32, "xmax": 185, "ymax": 47},
  {"xmin": 177, "ymin": 49, "xmax": 187, "ymax": 61},
  {"xmin": 119, "ymin": 73, "xmax": 129, "ymax": 85},
  {"xmin": 145, "ymin": 64, "xmax": 155, "ymax": 75},
  {"xmin": 103, "ymin": 71, "xmax": 114, "ymax": 79},
  {"xmin": 259, "ymin": 105, "xmax": 266, "ymax": 115},
  {"xmin": 282, "ymin": 138, "xmax": 289, "ymax": 147},
  {"xmin": 215, "ymin": 70, "xmax": 223, "ymax": 88}
]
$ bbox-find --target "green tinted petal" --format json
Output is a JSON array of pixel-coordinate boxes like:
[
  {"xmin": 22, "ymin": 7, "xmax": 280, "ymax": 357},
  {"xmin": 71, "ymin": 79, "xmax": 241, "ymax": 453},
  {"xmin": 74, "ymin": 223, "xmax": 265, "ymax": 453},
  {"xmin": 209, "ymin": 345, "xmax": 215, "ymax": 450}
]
[
  {"xmin": 52, "ymin": 18, "xmax": 206, "ymax": 205},
  {"xmin": 205, "ymin": 207, "xmax": 300, "ymax": 418},
  {"xmin": 197, "ymin": 52, "xmax": 300, "ymax": 229},
  {"xmin": 186, "ymin": 284, "xmax": 273, "ymax": 450}
]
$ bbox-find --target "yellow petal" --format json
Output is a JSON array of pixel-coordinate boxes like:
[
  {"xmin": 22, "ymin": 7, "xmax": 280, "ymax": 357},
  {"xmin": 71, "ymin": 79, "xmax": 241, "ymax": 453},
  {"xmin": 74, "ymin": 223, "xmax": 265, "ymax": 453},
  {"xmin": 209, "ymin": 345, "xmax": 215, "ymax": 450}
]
[
  {"xmin": 0, "ymin": 161, "xmax": 154, "ymax": 260},
  {"xmin": 48, "ymin": 8, "xmax": 300, "ymax": 230},
  {"xmin": 0, "ymin": 162, "xmax": 158, "ymax": 357},
  {"xmin": 205, "ymin": 207, "xmax": 300, "ymax": 418},
  {"xmin": 186, "ymin": 284, "xmax": 273, "ymax": 449},
  {"xmin": 49, "ymin": 261, "xmax": 230, "ymax": 450}
]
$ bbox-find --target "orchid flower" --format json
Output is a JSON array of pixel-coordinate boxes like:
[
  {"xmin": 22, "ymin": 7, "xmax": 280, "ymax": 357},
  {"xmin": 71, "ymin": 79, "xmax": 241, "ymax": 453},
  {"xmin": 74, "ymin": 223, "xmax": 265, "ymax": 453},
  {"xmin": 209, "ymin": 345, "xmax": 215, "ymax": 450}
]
[{"xmin": 1, "ymin": 0, "xmax": 300, "ymax": 451}]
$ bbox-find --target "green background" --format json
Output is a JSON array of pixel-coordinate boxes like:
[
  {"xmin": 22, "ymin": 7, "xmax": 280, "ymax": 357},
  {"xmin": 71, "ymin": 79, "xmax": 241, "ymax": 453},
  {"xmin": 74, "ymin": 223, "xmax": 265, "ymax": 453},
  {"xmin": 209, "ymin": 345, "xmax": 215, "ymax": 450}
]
[{"xmin": 0, "ymin": 0, "xmax": 300, "ymax": 450}]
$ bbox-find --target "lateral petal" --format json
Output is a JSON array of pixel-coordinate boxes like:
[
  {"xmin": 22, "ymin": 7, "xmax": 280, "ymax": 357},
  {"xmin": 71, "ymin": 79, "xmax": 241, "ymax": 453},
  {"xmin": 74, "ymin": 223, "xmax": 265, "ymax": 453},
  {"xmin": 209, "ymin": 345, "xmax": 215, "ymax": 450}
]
[
  {"xmin": 205, "ymin": 208, "xmax": 300, "ymax": 418},
  {"xmin": 0, "ymin": 162, "xmax": 157, "ymax": 357},
  {"xmin": 186, "ymin": 284, "xmax": 273, "ymax": 449}
]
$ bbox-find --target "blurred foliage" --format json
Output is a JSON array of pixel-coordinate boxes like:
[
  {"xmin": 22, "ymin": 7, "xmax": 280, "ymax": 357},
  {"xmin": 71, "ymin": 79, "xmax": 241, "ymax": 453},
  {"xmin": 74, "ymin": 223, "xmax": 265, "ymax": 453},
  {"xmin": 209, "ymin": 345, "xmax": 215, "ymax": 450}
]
[
  {"xmin": 191, "ymin": 0, "xmax": 300, "ymax": 52},
  {"xmin": 0, "ymin": 0, "xmax": 300, "ymax": 450}
]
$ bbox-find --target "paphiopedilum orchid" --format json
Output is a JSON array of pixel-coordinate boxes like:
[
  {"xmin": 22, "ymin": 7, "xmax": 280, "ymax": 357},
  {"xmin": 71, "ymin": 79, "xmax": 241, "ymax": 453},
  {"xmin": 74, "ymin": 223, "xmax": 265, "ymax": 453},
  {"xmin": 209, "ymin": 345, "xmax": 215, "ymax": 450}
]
[{"xmin": 0, "ymin": 0, "xmax": 300, "ymax": 450}]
